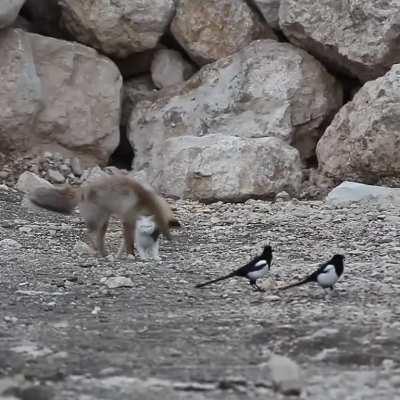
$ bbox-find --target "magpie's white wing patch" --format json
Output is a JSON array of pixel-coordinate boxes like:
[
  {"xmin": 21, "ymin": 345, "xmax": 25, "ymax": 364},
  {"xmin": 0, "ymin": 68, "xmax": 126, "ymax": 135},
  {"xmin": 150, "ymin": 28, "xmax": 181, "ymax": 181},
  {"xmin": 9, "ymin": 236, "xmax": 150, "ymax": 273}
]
[
  {"xmin": 254, "ymin": 260, "xmax": 267, "ymax": 268},
  {"xmin": 321, "ymin": 264, "xmax": 335, "ymax": 273}
]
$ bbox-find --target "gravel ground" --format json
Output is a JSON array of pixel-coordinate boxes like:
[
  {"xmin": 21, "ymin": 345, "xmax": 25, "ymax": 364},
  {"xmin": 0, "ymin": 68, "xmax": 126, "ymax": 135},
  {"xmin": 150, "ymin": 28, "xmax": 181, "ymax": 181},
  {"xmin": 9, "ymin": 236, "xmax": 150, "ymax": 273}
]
[{"xmin": 0, "ymin": 186, "xmax": 400, "ymax": 399}]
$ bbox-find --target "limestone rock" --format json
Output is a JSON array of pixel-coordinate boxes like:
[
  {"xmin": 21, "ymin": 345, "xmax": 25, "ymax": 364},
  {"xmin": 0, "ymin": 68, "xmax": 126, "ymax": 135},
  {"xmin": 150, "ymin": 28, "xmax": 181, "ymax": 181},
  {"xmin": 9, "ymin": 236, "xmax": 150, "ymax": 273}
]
[
  {"xmin": 0, "ymin": 0, "xmax": 25, "ymax": 29},
  {"xmin": 280, "ymin": 0, "xmax": 400, "ymax": 81},
  {"xmin": 129, "ymin": 39, "xmax": 342, "ymax": 200},
  {"xmin": 253, "ymin": 0, "xmax": 281, "ymax": 30},
  {"xmin": 0, "ymin": 29, "xmax": 122, "ymax": 166},
  {"xmin": 170, "ymin": 0, "xmax": 276, "ymax": 65},
  {"xmin": 326, "ymin": 182, "xmax": 400, "ymax": 207},
  {"xmin": 59, "ymin": 0, "xmax": 175, "ymax": 58},
  {"xmin": 146, "ymin": 135, "xmax": 302, "ymax": 201},
  {"xmin": 151, "ymin": 49, "xmax": 195, "ymax": 89},
  {"xmin": 317, "ymin": 65, "xmax": 400, "ymax": 182}
]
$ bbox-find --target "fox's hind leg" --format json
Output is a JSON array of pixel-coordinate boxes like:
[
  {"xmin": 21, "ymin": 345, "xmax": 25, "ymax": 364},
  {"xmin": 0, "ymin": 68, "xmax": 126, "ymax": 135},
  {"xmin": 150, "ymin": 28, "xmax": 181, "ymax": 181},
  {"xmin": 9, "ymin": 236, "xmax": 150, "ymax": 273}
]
[{"xmin": 123, "ymin": 222, "xmax": 135, "ymax": 256}]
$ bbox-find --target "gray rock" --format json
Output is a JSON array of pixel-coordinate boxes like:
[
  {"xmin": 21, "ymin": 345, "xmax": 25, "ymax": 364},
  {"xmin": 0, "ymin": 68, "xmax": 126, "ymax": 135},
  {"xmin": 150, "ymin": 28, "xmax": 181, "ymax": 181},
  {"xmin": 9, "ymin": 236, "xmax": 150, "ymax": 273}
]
[
  {"xmin": 280, "ymin": 0, "xmax": 400, "ymax": 81},
  {"xmin": 0, "ymin": 0, "xmax": 25, "ymax": 29},
  {"xmin": 268, "ymin": 354, "xmax": 303, "ymax": 395},
  {"xmin": 151, "ymin": 49, "xmax": 195, "ymax": 89},
  {"xmin": 129, "ymin": 39, "xmax": 342, "ymax": 200},
  {"xmin": 16, "ymin": 172, "xmax": 53, "ymax": 194},
  {"xmin": 326, "ymin": 182, "xmax": 400, "ymax": 207},
  {"xmin": 47, "ymin": 169, "xmax": 65, "ymax": 184},
  {"xmin": 317, "ymin": 65, "xmax": 400, "ymax": 182},
  {"xmin": 0, "ymin": 29, "xmax": 122, "ymax": 166},
  {"xmin": 170, "ymin": 0, "xmax": 276, "ymax": 65},
  {"xmin": 59, "ymin": 0, "xmax": 175, "ymax": 57}
]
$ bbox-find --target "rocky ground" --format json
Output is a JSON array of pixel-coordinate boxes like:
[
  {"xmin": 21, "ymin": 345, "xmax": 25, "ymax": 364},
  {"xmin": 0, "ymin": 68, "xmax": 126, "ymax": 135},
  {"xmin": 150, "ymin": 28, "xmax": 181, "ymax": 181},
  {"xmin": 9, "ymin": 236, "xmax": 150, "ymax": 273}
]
[{"xmin": 0, "ymin": 185, "xmax": 400, "ymax": 399}]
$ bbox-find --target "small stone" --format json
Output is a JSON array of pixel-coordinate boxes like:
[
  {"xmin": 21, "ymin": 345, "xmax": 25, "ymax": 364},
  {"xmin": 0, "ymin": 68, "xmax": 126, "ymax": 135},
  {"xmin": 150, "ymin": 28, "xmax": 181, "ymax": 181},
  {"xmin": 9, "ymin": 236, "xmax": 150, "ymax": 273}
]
[
  {"xmin": 0, "ymin": 238, "xmax": 22, "ymax": 251},
  {"xmin": 47, "ymin": 169, "xmax": 65, "ymax": 184},
  {"xmin": 71, "ymin": 157, "xmax": 83, "ymax": 177},
  {"xmin": 102, "ymin": 276, "xmax": 134, "ymax": 289},
  {"xmin": 275, "ymin": 191, "xmax": 291, "ymax": 202},
  {"xmin": 74, "ymin": 241, "xmax": 96, "ymax": 256},
  {"xmin": 268, "ymin": 354, "xmax": 303, "ymax": 396}
]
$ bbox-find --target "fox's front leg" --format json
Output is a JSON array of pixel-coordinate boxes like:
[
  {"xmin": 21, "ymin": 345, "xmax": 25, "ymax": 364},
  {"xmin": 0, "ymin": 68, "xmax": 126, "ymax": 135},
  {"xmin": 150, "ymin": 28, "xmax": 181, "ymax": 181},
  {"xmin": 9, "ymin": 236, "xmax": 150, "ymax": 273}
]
[
  {"xmin": 116, "ymin": 239, "xmax": 125, "ymax": 258},
  {"xmin": 123, "ymin": 222, "xmax": 135, "ymax": 256}
]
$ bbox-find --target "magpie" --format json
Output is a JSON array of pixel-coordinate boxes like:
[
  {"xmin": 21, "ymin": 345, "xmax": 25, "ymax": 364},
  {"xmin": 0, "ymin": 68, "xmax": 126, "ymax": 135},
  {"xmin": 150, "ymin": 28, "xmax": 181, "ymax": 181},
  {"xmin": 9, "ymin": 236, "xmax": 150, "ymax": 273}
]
[
  {"xmin": 279, "ymin": 254, "xmax": 345, "ymax": 291},
  {"xmin": 195, "ymin": 245, "xmax": 273, "ymax": 292}
]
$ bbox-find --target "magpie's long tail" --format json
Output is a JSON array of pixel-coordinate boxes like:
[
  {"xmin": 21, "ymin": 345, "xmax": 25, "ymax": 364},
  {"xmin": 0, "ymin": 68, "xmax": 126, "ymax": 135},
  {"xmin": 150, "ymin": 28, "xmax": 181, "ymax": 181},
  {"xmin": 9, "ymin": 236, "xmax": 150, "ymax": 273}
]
[
  {"xmin": 279, "ymin": 276, "xmax": 313, "ymax": 290},
  {"xmin": 195, "ymin": 273, "xmax": 236, "ymax": 288}
]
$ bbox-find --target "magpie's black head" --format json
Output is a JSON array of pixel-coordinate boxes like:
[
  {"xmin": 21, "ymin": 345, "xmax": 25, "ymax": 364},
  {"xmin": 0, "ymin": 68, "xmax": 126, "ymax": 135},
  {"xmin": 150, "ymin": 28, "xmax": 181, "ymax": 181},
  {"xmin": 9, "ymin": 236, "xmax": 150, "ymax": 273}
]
[
  {"xmin": 262, "ymin": 245, "xmax": 273, "ymax": 268},
  {"xmin": 331, "ymin": 254, "xmax": 345, "ymax": 265}
]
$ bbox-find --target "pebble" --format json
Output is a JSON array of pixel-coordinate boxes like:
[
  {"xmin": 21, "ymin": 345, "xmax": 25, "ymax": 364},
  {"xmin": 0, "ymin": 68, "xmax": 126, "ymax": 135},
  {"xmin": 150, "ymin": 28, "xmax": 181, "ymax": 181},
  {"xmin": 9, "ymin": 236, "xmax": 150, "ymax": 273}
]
[{"xmin": 47, "ymin": 169, "xmax": 65, "ymax": 184}]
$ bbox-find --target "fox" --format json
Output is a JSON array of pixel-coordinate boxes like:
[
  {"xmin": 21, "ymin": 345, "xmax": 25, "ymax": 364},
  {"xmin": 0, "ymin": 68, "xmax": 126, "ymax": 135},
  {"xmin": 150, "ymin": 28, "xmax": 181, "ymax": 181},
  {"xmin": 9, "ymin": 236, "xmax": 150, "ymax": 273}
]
[{"xmin": 29, "ymin": 174, "xmax": 179, "ymax": 257}]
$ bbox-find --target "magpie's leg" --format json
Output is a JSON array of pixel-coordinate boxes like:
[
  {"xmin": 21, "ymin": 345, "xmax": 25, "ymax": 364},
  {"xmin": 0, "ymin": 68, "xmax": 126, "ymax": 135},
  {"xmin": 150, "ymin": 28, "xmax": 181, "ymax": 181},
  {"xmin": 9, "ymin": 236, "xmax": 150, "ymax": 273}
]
[{"xmin": 251, "ymin": 280, "xmax": 265, "ymax": 292}]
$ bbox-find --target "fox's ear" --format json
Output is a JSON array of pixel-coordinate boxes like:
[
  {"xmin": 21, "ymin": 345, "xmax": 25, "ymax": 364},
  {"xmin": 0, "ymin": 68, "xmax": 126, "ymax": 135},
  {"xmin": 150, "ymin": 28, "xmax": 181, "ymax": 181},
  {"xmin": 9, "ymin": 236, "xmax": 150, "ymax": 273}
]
[{"xmin": 168, "ymin": 219, "xmax": 181, "ymax": 228}]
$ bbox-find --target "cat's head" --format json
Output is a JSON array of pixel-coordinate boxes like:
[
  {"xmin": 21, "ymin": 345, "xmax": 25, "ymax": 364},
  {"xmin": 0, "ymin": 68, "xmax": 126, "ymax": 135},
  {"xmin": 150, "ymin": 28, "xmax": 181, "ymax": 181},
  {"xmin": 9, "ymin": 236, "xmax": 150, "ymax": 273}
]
[{"xmin": 137, "ymin": 215, "xmax": 157, "ymax": 234}]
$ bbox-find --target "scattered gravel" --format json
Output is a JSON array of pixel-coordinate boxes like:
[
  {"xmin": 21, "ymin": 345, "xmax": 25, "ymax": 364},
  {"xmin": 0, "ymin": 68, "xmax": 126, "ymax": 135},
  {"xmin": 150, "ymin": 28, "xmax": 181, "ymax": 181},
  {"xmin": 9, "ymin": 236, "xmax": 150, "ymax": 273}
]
[{"xmin": 0, "ymin": 186, "xmax": 399, "ymax": 399}]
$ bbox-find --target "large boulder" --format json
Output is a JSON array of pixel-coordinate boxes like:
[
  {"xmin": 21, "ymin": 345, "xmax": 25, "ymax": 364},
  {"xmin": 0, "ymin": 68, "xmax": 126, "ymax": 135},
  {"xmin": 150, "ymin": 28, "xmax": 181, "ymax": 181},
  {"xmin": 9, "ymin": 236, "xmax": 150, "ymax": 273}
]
[
  {"xmin": 317, "ymin": 65, "xmax": 400, "ymax": 183},
  {"xmin": 253, "ymin": 0, "xmax": 281, "ymax": 30},
  {"xmin": 147, "ymin": 135, "xmax": 302, "ymax": 202},
  {"xmin": 170, "ymin": 0, "xmax": 276, "ymax": 66},
  {"xmin": 0, "ymin": 29, "xmax": 122, "ymax": 166},
  {"xmin": 280, "ymin": 0, "xmax": 400, "ymax": 82},
  {"xmin": 0, "ymin": 0, "xmax": 25, "ymax": 29},
  {"xmin": 59, "ymin": 0, "xmax": 175, "ymax": 58},
  {"xmin": 129, "ymin": 39, "xmax": 342, "ymax": 201}
]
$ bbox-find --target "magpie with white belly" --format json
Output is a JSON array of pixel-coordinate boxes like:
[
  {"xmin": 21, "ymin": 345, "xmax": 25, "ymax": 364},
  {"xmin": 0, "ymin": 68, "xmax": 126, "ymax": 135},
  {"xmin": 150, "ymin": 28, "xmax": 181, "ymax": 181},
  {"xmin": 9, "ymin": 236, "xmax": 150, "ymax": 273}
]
[
  {"xmin": 195, "ymin": 245, "xmax": 273, "ymax": 292},
  {"xmin": 279, "ymin": 254, "xmax": 345, "ymax": 292}
]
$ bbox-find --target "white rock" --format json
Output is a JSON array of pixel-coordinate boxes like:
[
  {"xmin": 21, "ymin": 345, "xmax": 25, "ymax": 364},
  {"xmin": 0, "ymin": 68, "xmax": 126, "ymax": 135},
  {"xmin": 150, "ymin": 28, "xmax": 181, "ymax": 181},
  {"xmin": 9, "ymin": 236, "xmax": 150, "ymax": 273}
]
[
  {"xmin": 268, "ymin": 354, "xmax": 303, "ymax": 395},
  {"xmin": 103, "ymin": 276, "xmax": 134, "ymax": 289},
  {"xmin": 326, "ymin": 182, "xmax": 400, "ymax": 207}
]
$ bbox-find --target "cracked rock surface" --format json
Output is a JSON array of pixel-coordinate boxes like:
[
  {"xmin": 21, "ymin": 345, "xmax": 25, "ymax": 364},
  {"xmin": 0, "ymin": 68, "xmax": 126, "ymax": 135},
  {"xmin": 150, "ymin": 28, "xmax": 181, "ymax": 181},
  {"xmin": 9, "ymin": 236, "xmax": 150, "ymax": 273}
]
[{"xmin": 0, "ymin": 187, "xmax": 399, "ymax": 399}]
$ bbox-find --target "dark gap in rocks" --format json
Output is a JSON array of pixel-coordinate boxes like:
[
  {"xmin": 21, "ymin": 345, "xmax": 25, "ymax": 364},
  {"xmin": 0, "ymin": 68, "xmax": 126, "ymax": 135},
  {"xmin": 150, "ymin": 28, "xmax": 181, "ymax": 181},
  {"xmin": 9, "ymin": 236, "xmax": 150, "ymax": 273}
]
[
  {"xmin": 338, "ymin": 74, "xmax": 362, "ymax": 103},
  {"xmin": 108, "ymin": 126, "xmax": 134, "ymax": 170},
  {"xmin": 273, "ymin": 29, "xmax": 290, "ymax": 43}
]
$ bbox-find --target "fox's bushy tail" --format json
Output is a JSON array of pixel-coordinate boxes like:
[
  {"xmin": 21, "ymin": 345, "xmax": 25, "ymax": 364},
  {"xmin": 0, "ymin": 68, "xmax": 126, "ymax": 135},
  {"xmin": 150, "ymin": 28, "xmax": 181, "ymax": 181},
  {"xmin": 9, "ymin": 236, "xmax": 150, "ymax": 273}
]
[{"xmin": 29, "ymin": 185, "xmax": 80, "ymax": 215}]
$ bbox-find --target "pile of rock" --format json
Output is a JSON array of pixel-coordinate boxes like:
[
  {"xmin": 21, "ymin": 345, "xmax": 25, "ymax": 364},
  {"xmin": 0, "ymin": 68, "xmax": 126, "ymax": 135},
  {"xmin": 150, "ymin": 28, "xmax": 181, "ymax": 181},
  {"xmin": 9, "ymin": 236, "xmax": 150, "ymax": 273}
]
[{"xmin": 1, "ymin": 0, "xmax": 400, "ymax": 202}]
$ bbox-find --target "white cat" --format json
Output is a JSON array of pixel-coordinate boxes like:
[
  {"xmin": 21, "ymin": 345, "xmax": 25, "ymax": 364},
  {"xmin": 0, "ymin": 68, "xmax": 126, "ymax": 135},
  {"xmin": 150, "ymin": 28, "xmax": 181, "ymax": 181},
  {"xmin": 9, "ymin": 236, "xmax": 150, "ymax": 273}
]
[{"xmin": 117, "ymin": 215, "xmax": 160, "ymax": 260}]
